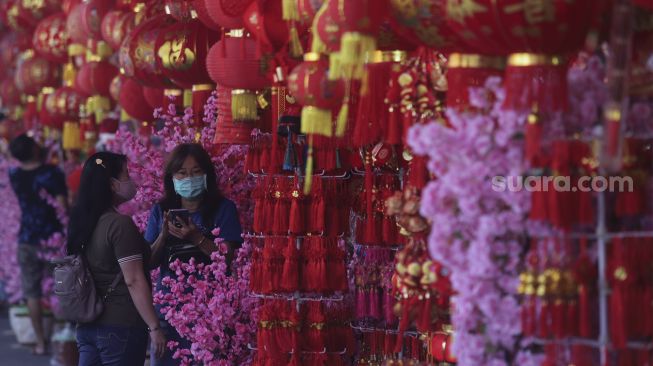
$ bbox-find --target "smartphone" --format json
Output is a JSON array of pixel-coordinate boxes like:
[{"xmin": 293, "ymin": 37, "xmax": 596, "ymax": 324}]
[{"xmin": 168, "ymin": 209, "xmax": 190, "ymax": 228}]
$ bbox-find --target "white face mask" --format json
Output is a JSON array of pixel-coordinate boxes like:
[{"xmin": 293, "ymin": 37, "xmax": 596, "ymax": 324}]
[
  {"xmin": 112, "ymin": 178, "xmax": 137, "ymax": 202},
  {"xmin": 173, "ymin": 174, "xmax": 207, "ymax": 199}
]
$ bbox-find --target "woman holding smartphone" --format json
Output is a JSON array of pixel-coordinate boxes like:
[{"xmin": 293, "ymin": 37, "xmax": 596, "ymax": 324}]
[
  {"xmin": 68, "ymin": 152, "xmax": 166, "ymax": 365},
  {"xmin": 145, "ymin": 143, "xmax": 243, "ymax": 366}
]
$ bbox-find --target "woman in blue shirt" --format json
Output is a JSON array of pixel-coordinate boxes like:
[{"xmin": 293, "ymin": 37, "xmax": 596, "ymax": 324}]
[{"xmin": 144, "ymin": 143, "xmax": 243, "ymax": 366}]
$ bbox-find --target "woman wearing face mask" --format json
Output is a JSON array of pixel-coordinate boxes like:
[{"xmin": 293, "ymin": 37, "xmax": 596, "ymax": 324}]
[
  {"xmin": 67, "ymin": 152, "xmax": 166, "ymax": 366},
  {"xmin": 145, "ymin": 143, "xmax": 243, "ymax": 366}
]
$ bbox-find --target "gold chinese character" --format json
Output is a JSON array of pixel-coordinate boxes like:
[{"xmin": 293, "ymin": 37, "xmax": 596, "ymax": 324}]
[
  {"xmin": 157, "ymin": 32, "xmax": 195, "ymax": 71},
  {"xmin": 446, "ymin": 0, "xmax": 488, "ymax": 24},
  {"xmin": 505, "ymin": 0, "xmax": 555, "ymax": 25}
]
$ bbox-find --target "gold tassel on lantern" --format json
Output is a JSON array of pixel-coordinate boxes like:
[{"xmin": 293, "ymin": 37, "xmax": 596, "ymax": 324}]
[
  {"xmin": 231, "ymin": 89, "xmax": 258, "ymax": 121},
  {"xmin": 288, "ymin": 25, "xmax": 304, "ymax": 58},
  {"xmin": 339, "ymin": 32, "xmax": 376, "ymax": 80},
  {"xmin": 300, "ymin": 106, "xmax": 332, "ymax": 137},
  {"xmin": 282, "ymin": 0, "xmax": 299, "ymax": 20},
  {"xmin": 62, "ymin": 121, "xmax": 82, "ymax": 150},
  {"xmin": 183, "ymin": 89, "xmax": 192, "ymax": 108}
]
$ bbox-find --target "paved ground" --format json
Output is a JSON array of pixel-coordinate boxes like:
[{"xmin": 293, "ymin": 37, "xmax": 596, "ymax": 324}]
[{"xmin": 0, "ymin": 308, "xmax": 50, "ymax": 366}]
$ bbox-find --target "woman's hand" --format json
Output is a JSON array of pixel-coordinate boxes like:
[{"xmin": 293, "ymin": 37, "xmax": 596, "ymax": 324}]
[
  {"xmin": 159, "ymin": 212, "xmax": 170, "ymax": 241},
  {"xmin": 150, "ymin": 328, "xmax": 167, "ymax": 359},
  {"xmin": 168, "ymin": 216, "xmax": 203, "ymax": 243}
]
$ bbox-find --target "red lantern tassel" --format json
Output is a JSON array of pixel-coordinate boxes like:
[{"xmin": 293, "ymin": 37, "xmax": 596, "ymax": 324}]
[
  {"xmin": 522, "ymin": 296, "xmax": 537, "ymax": 336},
  {"xmin": 525, "ymin": 112, "xmax": 543, "ymax": 167},
  {"xmin": 281, "ymin": 238, "xmax": 299, "ymax": 292},
  {"xmin": 578, "ymin": 284, "xmax": 592, "ymax": 338},
  {"xmin": 368, "ymin": 288, "xmax": 381, "ymax": 320},
  {"xmin": 384, "ymin": 290, "xmax": 397, "ymax": 325},
  {"xmin": 538, "ymin": 300, "xmax": 552, "ymax": 338},
  {"xmin": 364, "ymin": 160, "xmax": 376, "ymax": 244},
  {"xmin": 417, "ymin": 296, "xmax": 433, "ymax": 333},
  {"xmin": 610, "ymin": 286, "xmax": 628, "ymax": 349},
  {"xmin": 356, "ymin": 288, "xmax": 367, "ymax": 318},
  {"xmin": 552, "ymin": 299, "xmax": 566, "ymax": 339},
  {"xmin": 288, "ymin": 176, "xmax": 304, "ymax": 235},
  {"xmin": 567, "ymin": 300, "xmax": 579, "ymax": 337}
]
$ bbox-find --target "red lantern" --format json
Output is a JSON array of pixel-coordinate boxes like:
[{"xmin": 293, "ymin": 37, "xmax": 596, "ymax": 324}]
[
  {"xmin": 0, "ymin": 78, "xmax": 22, "ymax": 107},
  {"xmin": 243, "ymin": 0, "xmax": 289, "ymax": 52},
  {"xmin": 0, "ymin": 32, "xmax": 31, "ymax": 66},
  {"xmin": 120, "ymin": 14, "xmax": 176, "ymax": 88},
  {"xmin": 446, "ymin": 53, "xmax": 506, "ymax": 110},
  {"xmin": 287, "ymin": 53, "xmax": 344, "ymax": 137},
  {"xmin": 206, "ymin": 34, "xmax": 269, "ymax": 90},
  {"xmin": 143, "ymin": 86, "xmax": 165, "ymax": 110},
  {"xmin": 206, "ymin": 34, "xmax": 271, "ymax": 121},
  {"xmin": 62, "ymin": 0, "xmax": 82, "ymax": 15},
  {"xmin": 14, "ymin": 51, "xmax": 60, "ymax": 96},
  {"xmin": 33, "ymin": 13, "xmax": 70, "ymax": 63},
  {"xmin": 155, "ymin": 19, "xmax": 220, "ymax": 89},
  {"xmin": 77, "ymin": 61, "xmax": 119, "ymax": 97},
  {"xmin": 297, "ymin": 0, "xmax": 324, "ymax": 25},
  {"xmin": 119, "ymin": 78, "xmax": 154, "ymax": 122},
  {"xmin": 101, "ymin": 11, "xmax": 136, "ymax": 50},
  {"xmin": 74, "ymin": 63, "xmax": 94, "ymax": 97},
  {"xmin": 325, "ymin": 0, "xmax": 389, "ymax": 80},
  {"xmin": 3, "ymin": 0, "xmax": 59, "ymax": 34},
  {"xmin": 205, "ymin": 0, "xmax": 255, "ymax": 29},
  {"xmin": 66, "ymin": 0, "xmax": 113, "ymax": 44},
  {"xmin": 192, "ymin": 0, "xmax": 221, "ymax": 30},
  {"xmin": 213, "ymin": 85, "xmax": 254, "ymax": 144},
  {"xmin": 165, "ymin": 0, "xmax": 195, "ymax": 22},
  {"xmin": 42, "ymin": 86, "xmax": 85, "ymax": 130}
]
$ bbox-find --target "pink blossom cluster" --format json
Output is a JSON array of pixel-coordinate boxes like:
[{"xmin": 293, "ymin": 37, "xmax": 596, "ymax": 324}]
[
  {"xmin": 408, "ymin": 77, "xmax": 543, "ymax": 365},
  {"xmin": 0, "ymin": 156, "xmax": 22, "ymax": 304},
  {"xmin": 108, "ymin": 92, "xmax": 256, "ymax": 362},
  {"xmin": 563, "ymin": 54, "xmax": 609, "ymax": 139},
  {"xmin": 154, "ymin": 231, "xmax": 257, "ymax": 366}
]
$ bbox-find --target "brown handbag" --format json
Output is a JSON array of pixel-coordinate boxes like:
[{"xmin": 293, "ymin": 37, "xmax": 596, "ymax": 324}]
[{"xmin": 52, "ymin": 253, "xmax": 122, "ymax": 323}]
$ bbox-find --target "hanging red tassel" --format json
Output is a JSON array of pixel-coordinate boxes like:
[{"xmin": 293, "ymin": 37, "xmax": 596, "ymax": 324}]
[
  {"xmin": 288, "ymin": 175, "xmax": 304, "ymax": 235},
  {"xmin": 521, "ymin": 296, "xmax": 537, "ymax": 336},
  {"xmin": 552, "ymin": 299, "xmax": 566, "ymax": 339},
  {"xmin": 368, "ymin": 287, "xmax": 381, "ymax": 320},
  {"xmin": 356, "ymin": 288, "xmax": 367, "ymax": 319},
  {"xmin": 383, "ymin": 290, "xmax": 397, "ymax": 325},
  {"xmin": 363, "ymin": 157, "xmax": 377, "ymax": 244},
  {"xmin": 525, "ymin": 108, "xmax": 543, "ymax": 167},
  {"xmin": 417, "ymin": 295, "xmax": 433, "ymax": 332},
  {"xmin": 610, "ymin": 237, "xmax": 629, "ymax": 349},
  {"xmin": 281, "ymin": 238, "xmax": 299, "ymax": 292},
  {"xmin": 538, "ymin": 299, "xmax": 552, "ymax": 339}
]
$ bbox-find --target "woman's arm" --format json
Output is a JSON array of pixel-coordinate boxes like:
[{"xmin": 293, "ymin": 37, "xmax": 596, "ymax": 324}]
[
  {"xmin": 148, "ymin": 212, "xmax": 169, "ymax": 268},
  {"xmin": 119, "ymin": 259, "xmax": 167, "ymax": 358}
]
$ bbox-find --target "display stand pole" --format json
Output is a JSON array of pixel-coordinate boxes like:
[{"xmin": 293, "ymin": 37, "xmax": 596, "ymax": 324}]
[{"xmin": 596, "ymin": 188, "xmax": 609, "ymax": 365}]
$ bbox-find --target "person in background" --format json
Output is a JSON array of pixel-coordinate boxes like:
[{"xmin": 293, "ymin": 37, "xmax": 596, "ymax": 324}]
[
  {"xmin": 67, "ymin": 151, "xmax": 166, "ymax": 366},
  {"xmin": 8, "ymin": 134, "xmax": 67, "ymax": 356},
  {"xmin": 145, "ymin": 143, "xmax": 243, "ymax": 366}
]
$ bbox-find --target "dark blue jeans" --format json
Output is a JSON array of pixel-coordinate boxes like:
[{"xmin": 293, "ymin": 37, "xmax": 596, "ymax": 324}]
[{"xmin": 77, "ymin": 324, "xmax": 148, "ymax": 366}]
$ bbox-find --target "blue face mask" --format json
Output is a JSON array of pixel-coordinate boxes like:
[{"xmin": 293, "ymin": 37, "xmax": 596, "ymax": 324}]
[{"xmin": 173, "ymin": 175, "xmax": 207, "ymax": 199}]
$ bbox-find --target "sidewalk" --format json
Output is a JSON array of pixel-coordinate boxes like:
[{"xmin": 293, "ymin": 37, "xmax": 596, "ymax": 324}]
[{"xmin": 0, "ymin": 308, "xmax": 51, "ymax": 366}]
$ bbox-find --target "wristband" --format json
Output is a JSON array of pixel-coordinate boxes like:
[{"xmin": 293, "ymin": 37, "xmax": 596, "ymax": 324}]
[{"xmin": 148, "ymin": 326, "xmax": 160, "ymax": 333}]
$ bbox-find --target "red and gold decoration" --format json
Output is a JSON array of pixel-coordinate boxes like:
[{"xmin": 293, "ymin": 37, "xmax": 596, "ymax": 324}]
[{"xmin": 33, "ymin": 12, "xmax": 69, "ymax": 63}]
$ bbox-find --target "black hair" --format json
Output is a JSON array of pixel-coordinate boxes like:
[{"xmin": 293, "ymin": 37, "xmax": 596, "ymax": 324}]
[
  {"xmin": 9, "ymin": 134, "xmax": 39, "ymax": 163},
  {"xmin": 67, "ymin": 152, "xmax": 127, "ymax": 255},
  {"xmin": 160, "ymin": 143, "xmax": 222, "ymax": 226}
]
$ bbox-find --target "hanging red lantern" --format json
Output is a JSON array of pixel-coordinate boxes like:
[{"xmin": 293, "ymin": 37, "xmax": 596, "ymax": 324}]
[
  {"xmin": 42, "ymin": 86, "xmax": 85, "ymax": 130},
  {"xmin": 296, "ymin": 0, "xmax": 324, "ymax": 25},
  {"xmin": 14, "ymin": 51, "xmax": 60, "ymax": 96},
  {"xmin": 206, "ymin": 33, "xmax": 271, "ymax": 121},
  {"xmin": 119, "ymin": 78, "xmax": 155, "ymax": 122},
  {"xmin": 101, "ymin": 11, "xmax": 136, "ymax": 50},
  {"xmin": 205, "ymin": 0, "xmax": 255, "ymax": 29},
  {"xmin": 77, "ymin": 61, "xmax": 119, "ymax": 97},
  {"xmin": 0, "ymin": 32, "xmax": 31, "ymax": 66},
  {"xmin": 74, "ymin": 63, "xmax": 93, "ymax": 97},
  {"xmin": 243, "ymin": 0, "xmax": 289, "ymax": 52},
  {"xmin": 155, "ymin": 19, "xmax": 220, "ymax": 89},
  {"xmin": 287, "ymin": 53, "xmax": 344, "ymax": 137},
  {"xmin": 3, "ymin": 0, "xmax": 59, "ymax": 34},
  {"xmin": 192, "ymin": 0, "xmax": 221, "ymax": 30},
  {"xmin": 446, "ymin": 53, "xmax": 506, "ymax": 110},
  {"xmin": 325, "ymin": 0, "xmax": 389, "ymax": 80},
  {"xmin": 33, "ymin": 13, "xmax": 70, "ymax": 63},
  {"xmin": 66, "ymin": 0, "xmax": 114, "ymax": 44},
  {"xmin": 120, "ymin": 14, "xmax": 176, "ymax": 88},
  {"xmin": 143, "ymin": 86, "xmax": 165, "ymax": 110},
  {"xmin": 213, "ymin": 85, "xmax": 255, "ymax": 144}
]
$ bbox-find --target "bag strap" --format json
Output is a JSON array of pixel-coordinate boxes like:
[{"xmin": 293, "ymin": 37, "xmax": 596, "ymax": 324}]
[{"xmin": 103, "ymin": 272, "xmax": 124, "ymax": 301}]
